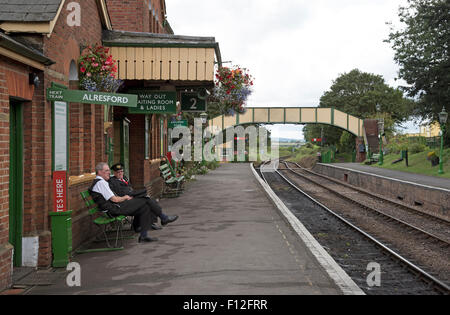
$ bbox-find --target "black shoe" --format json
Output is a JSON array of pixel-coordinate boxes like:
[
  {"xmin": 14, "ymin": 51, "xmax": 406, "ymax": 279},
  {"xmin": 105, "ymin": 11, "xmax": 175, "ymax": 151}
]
[
  {"xmin": 151, "ymin": 223, "xmax": 163, "ymax": 230},
  {"xmin": 138, "ymin": 236, "xmax": 158, "ymax": 243},
  {"xmin": 161, "ymin": 215, "xmax": 179, "ymax": 226}
]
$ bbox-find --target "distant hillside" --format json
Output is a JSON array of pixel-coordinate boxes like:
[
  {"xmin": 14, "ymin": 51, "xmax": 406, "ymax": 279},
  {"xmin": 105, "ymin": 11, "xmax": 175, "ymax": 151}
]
[{"xmin": 274, "ymin": 137, "xmax": 304, "ymax": 143}]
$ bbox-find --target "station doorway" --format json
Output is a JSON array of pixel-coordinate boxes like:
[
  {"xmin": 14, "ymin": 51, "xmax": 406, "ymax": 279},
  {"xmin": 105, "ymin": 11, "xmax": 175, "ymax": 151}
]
[
  {"xmin": 9, "ymin": 99, "xmax": 24, "ymax": 267},
  {"xmin": 113, "ymin": 118, "xmax": 130, "ymax": 179}
]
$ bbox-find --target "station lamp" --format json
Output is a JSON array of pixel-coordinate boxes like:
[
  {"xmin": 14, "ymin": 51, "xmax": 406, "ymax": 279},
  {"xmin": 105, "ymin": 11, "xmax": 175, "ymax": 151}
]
[
  {"xmin": 439, "ymin": 107, "xmax": 448, "ymax": 126},
  {"xmin": 438, "ymin": 107, "xmax": 448, "ymax": 175},
  {"xmin": 378, "ymin": 118, "xmax": 385, "ymax": 165},
  {"xmin": 200, "ymin": 112, "xmax": 208, "ymax": 125},
  {"xmin": 200, "ymin": 112, "xmax": 208, "ymax": 165}
]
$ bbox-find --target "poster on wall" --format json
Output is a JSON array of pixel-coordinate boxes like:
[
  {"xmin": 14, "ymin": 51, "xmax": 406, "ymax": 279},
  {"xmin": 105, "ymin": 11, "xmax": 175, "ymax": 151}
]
[
  {"xmin": 54, "ymin": 101, "xmax": 68, "ymax": 171},
  {"xmin": 53, "ymin": 171, "xmax": 67, "ymax": 212}
]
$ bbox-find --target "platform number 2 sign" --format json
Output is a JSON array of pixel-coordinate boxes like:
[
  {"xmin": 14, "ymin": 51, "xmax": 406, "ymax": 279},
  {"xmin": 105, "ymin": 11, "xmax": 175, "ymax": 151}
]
[
  {"xmin": 181, "ymin": 92, "xmax": 207, "ymax": 112},
  {"xmin": 189, "ymin": 98, "xmax": 198, "ymax": 110}
]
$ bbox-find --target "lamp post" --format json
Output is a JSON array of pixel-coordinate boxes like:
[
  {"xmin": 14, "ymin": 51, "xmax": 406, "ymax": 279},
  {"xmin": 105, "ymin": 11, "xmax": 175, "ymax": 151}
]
[
  {"xmin": 200, "ymin": 112, "xmax": 208, "ymax": 166},
  {"xmin": 438, "ymin": 107, "xmax": 448, "ymax": 175},
  {"xmin": 378, "ymin": 118, "xmax": 384, "ymax": 166}
]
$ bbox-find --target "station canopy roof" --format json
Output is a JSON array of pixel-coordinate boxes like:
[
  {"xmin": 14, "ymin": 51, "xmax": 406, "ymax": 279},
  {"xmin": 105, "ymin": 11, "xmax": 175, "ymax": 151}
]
[{"xmin": 103, "ymin": 30, "xmax": 222, "ymax": 84}]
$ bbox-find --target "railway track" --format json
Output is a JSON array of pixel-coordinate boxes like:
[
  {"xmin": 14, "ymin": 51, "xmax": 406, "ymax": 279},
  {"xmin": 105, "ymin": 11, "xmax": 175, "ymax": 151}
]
[
  {"xmin": 281, "ymin": 161, "xmax": 450, "ymax": 247},
  {"xmin": 257, "ymin": 160, "xmax": 450, "ymax": 295}
]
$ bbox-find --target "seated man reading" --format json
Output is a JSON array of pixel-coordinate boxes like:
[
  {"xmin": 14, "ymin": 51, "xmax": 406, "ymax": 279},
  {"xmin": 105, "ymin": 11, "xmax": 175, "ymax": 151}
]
[
  {"xmin": 108, "ymin": 163, "xmax": 178, "ymax": 230},
  {"xmin": 89, "ymin": 162, "xmax": 158, "ymax": 243}
]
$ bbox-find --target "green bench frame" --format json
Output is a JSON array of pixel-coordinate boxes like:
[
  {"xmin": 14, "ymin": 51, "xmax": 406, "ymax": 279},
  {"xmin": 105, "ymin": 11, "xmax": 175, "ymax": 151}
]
[
  {"xmin": 365, "ymin": 153, "xmax": 380, "ymax": 165},
  {"xmin": 76, "ymin": 190, "xmax": 133, "ymax": 253},
  {"xmin": 160, "ymin": 163, "xmax": 185, "ymax": 198},
  {"xmin": 370, "ymin": 153, "xmax": 381, "ymax": 163}
]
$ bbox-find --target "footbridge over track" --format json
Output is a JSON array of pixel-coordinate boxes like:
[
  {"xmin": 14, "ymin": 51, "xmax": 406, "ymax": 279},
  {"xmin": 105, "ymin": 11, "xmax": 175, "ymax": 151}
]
[
  {"xmin": 208, "ymin": 107, "xmax": 365, "ymax": 138},
  {"xmin": 207, "ymin": 107, "xmax": 376, "ymax": 162}
]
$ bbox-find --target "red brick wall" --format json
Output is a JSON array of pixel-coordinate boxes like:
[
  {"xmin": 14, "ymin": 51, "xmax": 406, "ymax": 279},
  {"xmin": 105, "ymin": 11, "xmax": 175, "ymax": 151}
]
[
  {"xmin": 68, "ymin": 180, "xmax": 103, "ymax": 250},
  {"xmin": 106, "ymin": 0, "xmax": 168, "ymax": 33},
  {"xmin": 149, "ymin": 0, "xmax": 166, "ymax": 33},
  {"xmin": 146, "ymin": 162, "xmax": 164, "ymax": 198},
  {"xmin": 0, "ymin": 244, "xmax": 13, "ymax": 291},
  {"xmin": 0, "ymin": 56, "xmax": 35, "ymax": 290},
  {"xmin": 0, "ymin": 59, "xmax": 11, "ymax": 291},
  {"xmin": 36, "ymin": 0, "xmax": 106, "ymax": 266},
  {"xmin": 127, "ymin": 112, "xmax": 164, "ymax": 196},
  {"xmin": 106, "ymin": 0, "xmax": 149, "ymax": 32},
  {"xmin": 129, "ymin": 114, "xmax": 145, "ymax": 188}
]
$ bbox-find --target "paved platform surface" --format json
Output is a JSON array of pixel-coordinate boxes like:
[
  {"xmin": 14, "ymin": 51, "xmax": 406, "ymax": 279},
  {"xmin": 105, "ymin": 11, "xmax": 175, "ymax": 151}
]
[
  {"xmin": 332, "ymin": 163, "xmax": 450, "ymax": 190},
  {"xmin": 27, "ymin": 164, "xmax": 342, "ymax": 295}
]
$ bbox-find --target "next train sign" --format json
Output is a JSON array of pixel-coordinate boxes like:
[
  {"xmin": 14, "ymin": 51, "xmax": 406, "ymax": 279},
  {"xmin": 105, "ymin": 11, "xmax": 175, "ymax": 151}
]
[{"xmin": 47, "ymin": 88, "xmax": 138, "ymax": 107}]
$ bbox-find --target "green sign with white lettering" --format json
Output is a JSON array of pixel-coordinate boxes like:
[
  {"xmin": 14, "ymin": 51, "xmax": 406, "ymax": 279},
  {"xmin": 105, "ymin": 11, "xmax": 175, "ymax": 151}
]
[
  {"xmin": 169, "ymin": 120, "xmax": 188, "ymax": 129},
  {"xmin": 180, "ymin": 92, "xmax": 207, "ymax": 112},
  {"xmin": 128, "ymin": 91, "xmax": 177, "ymax": 114},
  {"xmin": 46, "ymin": 88, "xmax": 138, "ymax": 107}
]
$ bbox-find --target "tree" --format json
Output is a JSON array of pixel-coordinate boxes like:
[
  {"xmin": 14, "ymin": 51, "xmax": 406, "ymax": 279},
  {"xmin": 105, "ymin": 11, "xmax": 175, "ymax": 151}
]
[
  {"xmin": 304, "ymin": 69, "xmax": 413, "ymax": 151},
  {"xmin": 386, "ymin": 0, "xmax": 450, "ymax": 142},
  {"xmin": 320, "ymin": 69, "xmax": 411, "ymax": 122}
]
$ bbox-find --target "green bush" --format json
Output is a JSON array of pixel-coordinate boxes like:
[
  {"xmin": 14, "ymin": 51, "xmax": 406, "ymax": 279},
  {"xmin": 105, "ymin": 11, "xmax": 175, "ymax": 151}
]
[
  {"xmin": 386, "ymin": 136, "xmax": 408, "ymax": 154},
  {"xmin": 408, "ymin": 143, "xmax": 428, "ymax": 154},
  {"xmin": 338, "ymin": 132, "xmax": 356, "ymax": 153}
]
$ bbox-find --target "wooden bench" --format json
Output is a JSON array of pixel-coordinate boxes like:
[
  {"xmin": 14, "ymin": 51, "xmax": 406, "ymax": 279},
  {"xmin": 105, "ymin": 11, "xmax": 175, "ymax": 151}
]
[
  {"xmin": 167, "ymin": 160, "xmax": 185, "ymax": 182},
  {"xmin": 160, "ymin": 163, "xmax": 184, "ymax": 198},
  {"xmin": 370, "ymin": 153, "xmax": 381, "ymax": 163},
  {"xmin": 76, "ymin": 190, "xmax": 132, "ymax": 253},
  {"xmin": 365, "ymin": 153, "xmax": 380, "ymax": 165}
]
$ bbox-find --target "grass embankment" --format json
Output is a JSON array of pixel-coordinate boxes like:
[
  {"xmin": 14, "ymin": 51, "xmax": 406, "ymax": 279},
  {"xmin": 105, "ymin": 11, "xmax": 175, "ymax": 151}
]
[
  {"xmin": 273, "ymin": 142, "xmax": 450, "ymax": 179},
  {"xmin": 284, "ymin": 145, "xmax": 323, "ymax": 168},
  {"xmin": 372, "ymin": 148, "xmax": 450, "ymax": 179}
]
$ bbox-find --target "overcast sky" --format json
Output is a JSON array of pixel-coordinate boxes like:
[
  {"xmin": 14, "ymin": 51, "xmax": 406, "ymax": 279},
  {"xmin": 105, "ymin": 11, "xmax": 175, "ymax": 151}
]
[{"xmin": 166, "ymin": 0, "xmax": 412, "ymax": 139}]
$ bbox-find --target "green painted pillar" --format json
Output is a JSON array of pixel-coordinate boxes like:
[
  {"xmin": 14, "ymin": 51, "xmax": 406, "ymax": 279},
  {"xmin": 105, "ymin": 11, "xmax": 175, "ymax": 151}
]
[{"xmin": 50, "ymin": 211, "xmax": 73, "ymax": 268}]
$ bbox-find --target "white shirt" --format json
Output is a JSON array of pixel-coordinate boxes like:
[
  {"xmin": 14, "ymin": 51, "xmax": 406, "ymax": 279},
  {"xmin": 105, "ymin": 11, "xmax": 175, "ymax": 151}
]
[{"xmin": 92, "ymin": 176, "xmax": 115, "ymax": 201}]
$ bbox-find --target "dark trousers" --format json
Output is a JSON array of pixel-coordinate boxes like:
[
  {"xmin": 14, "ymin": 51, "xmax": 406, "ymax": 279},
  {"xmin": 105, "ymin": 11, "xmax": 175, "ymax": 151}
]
[
  {"xmin": 110, "ymin": 198, "xmax": 156, "ymax": 232},
  {"xmin": 131, "ymin": 197, "xmax": 163, "ymax": 229},
  {"xmin": 145, "ymin": 197, "xmax": 163, "ymax": 217}
]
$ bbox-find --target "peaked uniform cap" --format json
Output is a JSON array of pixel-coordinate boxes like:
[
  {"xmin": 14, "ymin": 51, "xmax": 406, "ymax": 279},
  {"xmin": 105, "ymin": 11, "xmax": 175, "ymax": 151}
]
[{"xmin": 111, "ymin": 163, "xmax": 125, "ymax": 172}]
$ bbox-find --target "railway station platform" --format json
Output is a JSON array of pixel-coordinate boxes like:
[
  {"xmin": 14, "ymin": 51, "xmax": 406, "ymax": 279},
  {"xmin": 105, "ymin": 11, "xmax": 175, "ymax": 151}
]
[
  {"xmin": 313, "ymin": 162, "xmax": 450, "ymax": 222},
  {"xmin": 331, "ymin": 163, "xmax": 450, "ymax": 190},
  {"xmin": 24, "ymin": 163, "xmax": 361, "ymax": 295}
]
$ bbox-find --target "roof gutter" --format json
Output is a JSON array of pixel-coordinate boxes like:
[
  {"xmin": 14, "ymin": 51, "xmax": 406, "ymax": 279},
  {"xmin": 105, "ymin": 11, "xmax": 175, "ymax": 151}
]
[{"xmin": 0, "ymin": 32, "xmax": 54, "ymax": 66}]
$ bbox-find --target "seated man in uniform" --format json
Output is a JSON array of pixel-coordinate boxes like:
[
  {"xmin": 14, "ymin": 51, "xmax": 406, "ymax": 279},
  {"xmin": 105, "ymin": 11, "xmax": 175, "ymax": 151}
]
[
  {"xmin": 108, "ymin": 163, "xmax": 178, "ymax": 230},
  {"xmin": 89, "ymin": 162, "xmax": 158, "ymax": 243}
]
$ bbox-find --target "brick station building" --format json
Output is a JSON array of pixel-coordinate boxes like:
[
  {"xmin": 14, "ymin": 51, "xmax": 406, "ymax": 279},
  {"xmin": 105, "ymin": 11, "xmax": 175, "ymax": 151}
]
[{"xmin": 0, "ymin": 0, "xmax": 221, "ymax": 291}]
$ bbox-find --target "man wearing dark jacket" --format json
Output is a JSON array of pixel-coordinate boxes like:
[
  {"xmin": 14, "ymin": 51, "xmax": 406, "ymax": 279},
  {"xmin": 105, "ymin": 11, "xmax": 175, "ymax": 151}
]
[
  {"xmin": 109, "ymin": 163, "xmax": 178, "ymax": 230},
  {"xmin": 89, "ymin": 162, "xmax": 157, "ymax": 243}
]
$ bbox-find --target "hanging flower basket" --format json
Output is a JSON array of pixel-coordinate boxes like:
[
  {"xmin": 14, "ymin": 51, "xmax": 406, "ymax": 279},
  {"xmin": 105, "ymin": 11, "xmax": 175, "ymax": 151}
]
[
  {"xmin": 78, "ymin": 44, "xmax": 123, "ymax": 93},
  {"xmin": 209, "ymin": 66, "xmax": 254, "ymax": 116}
]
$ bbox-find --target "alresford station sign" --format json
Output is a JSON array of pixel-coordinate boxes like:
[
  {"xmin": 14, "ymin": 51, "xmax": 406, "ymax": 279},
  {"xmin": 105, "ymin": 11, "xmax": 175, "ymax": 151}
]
[{"xmin": 46, "ymin": 87, "xmax": 138, "ymax": 107}]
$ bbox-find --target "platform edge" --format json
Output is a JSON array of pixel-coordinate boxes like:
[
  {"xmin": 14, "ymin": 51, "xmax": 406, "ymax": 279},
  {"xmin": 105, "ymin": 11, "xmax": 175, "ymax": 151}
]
[{"xmin": 250, "ymin": 164, "xmax": 365, "ymax": 296}]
